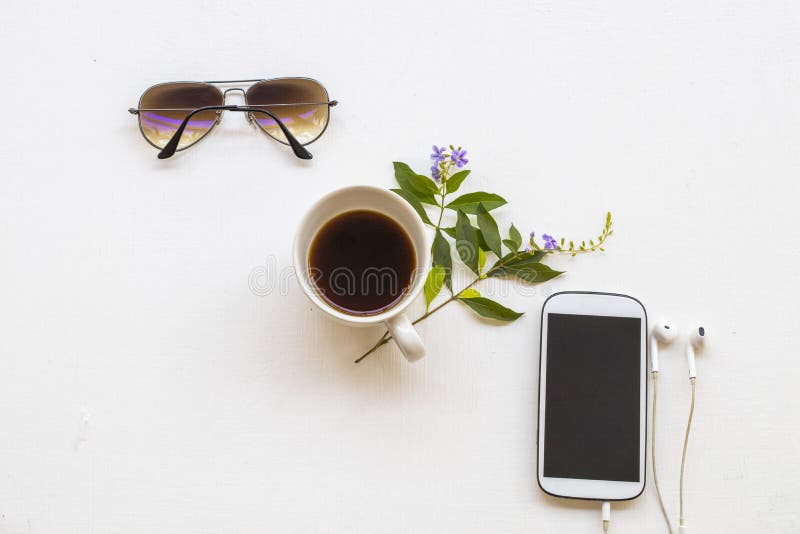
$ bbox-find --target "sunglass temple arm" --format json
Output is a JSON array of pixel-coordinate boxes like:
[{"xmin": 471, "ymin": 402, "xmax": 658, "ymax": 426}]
[{"xmin": 157, "ymin": 105, "xmax": 312, "ymax": 160}]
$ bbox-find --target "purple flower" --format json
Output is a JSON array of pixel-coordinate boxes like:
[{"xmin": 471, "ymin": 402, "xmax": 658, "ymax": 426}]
[
  {"xmin": 524, "ymin": 247, "xmax": 531, "ymax": 253},
  {"xmin": 451, "ymin": 148, "xmax": 468, "ymax": 168},
  {"xmin": 430, "ymin": 145, "xmax": 447, "ymax": 163},
  {"xmin": 431, "ymin": 165, "xmax": 442, "ymax": 182},
  {"xmin": 529, "ymin": 231, "xmax": 535, "ymax": 238},
  {"xmin": 542, "ymin": 234, "xmax": 558, "ymax": 250}
]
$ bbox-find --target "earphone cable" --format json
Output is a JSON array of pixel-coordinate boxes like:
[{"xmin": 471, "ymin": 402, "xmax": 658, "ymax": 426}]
[
  {"xmin": 679, "ymin": 377, "xmax": 696, "ymax": 528},
  {"xmin": 651, "ymin": 371, "xmax": 674, "ymax": 534}
]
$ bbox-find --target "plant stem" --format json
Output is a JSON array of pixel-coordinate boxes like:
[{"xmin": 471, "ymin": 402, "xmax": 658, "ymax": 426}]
[
  {"xmin": 353, "ymin": 253, "xmax": 522, "ymax": 364},
  {"xmin": 354, "ymin": 276, "xmax": 481, "ymax": 363},
  {"xmin": 435, "ymin": 173, "xmax": 448, "ymax": 229}
]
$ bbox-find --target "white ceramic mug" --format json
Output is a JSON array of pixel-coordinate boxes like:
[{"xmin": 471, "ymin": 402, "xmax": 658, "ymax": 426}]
[{"xmin": 293, "ymin": 185, "xmax": 431, "ymax": 362}]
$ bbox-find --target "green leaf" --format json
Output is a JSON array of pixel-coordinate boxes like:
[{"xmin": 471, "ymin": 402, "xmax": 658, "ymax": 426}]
[
  {"xmin": 459, "ymin": 288, "xmax": 481, "ymax": 298},
  {"xmin": 423, "ymin": 265, "xmax": 445, "ymax": 312},
  {"xmin": 445, "ymin": 169, "xmax": 470, "ymax": 194},
  {"xmin": 476, "ymin": 203, "xmax": 502, "ymax": 258},
  {"xmin": 503, "ymin": 239, "xmax": 519, "ymax": 252},
  {"xmin": 496, "ymin": 250, "xmax": 546, "ymax": 264},
  {"xmin": 458, "ymin": 296, "xmax": 524, "ymax": 321},
  {"xmin": 390, "ymin": 189, "xmax": 433, "ymax": 225},
  {"xmin": 455, "ymin": 209, "xmax": 480, "ymax": 274},
  {"xmin": 445, "ymin": 192, "xmax": 507, "ymax": 214},
  {"xmin": 478, "ymin": 248, "xmax": 486, "ymax": 273},
  {"xmin": 432, "ymin": 229, "xmax": 452, "ymax": 291},
  {"xmin": 489, "ymin": 253, "xmax": 563, "ymax": 283},
  {"xmin": 442, "ymin": 225, "xmax": 490, "ymax": 251},
  {"xmin": 476, "ymin": 230, "xmax": 490, "ymax": 252},
  {"xmin": 497, "ymin": 251, "xmax": 554, "ymax": 268},
  {"xmin": 509, "ymin": 224, "xmax": 522, "ymax": 251},
  {"xmin": 393, "ymin": 162, "xmax": 439, "ymax": 205}
]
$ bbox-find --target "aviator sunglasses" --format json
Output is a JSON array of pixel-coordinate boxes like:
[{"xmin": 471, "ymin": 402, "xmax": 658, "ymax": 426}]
[{"xmin": 128, "ymin": 77, "xmax": 337, "ymax": 160}]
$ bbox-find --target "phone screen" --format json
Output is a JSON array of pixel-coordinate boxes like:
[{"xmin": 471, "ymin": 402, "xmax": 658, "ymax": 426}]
[{"xmin": 543, "ymin": 313, "xmax": 642, "ymax": 482}]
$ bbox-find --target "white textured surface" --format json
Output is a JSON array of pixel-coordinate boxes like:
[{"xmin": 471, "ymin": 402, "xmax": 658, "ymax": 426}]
[{"xmin": 1, "ymin": 1, "xmax": 799, "ymax": 532}]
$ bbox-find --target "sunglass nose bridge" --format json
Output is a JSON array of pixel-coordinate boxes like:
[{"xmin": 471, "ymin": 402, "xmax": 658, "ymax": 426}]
[
  {"xmin": 221, "ymin": 87, "xmax": 254, "ymax": 127},
  {"xmin": 222, "ymin": 87, "xmax": 246, "ymax": 101}
]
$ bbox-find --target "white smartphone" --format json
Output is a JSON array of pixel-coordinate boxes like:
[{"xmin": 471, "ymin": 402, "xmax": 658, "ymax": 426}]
[{"xmin": 537, "ymin": 291, "xmax": 647, "ymax": 501}]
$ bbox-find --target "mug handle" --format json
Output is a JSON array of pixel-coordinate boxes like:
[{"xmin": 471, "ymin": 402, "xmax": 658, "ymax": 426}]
[{"xmin": 385, "ymin": 313, "xmax": 426, "ymax": 362}]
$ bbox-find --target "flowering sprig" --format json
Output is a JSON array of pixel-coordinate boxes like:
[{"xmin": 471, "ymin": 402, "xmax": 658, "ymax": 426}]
[
  {"xmin": 528, "ymin": 214, "xmax": 613, "ymax": 255},
  {"xmin": 356, "ymin": 146, "xmax": 613, "ymax": 363}
]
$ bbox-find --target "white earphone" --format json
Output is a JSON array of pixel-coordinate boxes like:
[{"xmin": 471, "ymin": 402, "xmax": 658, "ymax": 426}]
[
  {"xmin": 649, "ymin": 319, "xmax": 678, "ymax": 373},
  {"xmin": 685, "ymin": 325, "xmax": 707, "ymax": 379},
  {"xmin": 649, "ymin": 320, "xmax": 710, "ymax": 534}
]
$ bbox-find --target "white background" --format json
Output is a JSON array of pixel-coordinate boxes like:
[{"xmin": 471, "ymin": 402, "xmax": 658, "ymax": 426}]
[{"xmin": 1, "ymin": 1, "xmax": 798, "ymax": 533}]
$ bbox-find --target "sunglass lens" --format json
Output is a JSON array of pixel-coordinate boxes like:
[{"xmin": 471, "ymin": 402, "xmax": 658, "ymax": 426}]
[
  {"xmin": 245, "ymin": 78, "xmax": 329, "ymax": 145},
  {"xmin": 138, "ymin": 82, "xmax": 223, "ymax": 150}
]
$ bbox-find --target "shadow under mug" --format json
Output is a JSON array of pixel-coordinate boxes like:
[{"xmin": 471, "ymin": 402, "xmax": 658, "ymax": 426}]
[{"xmin": 293, "ymin": 185, "xmax": 431, "ymax": 362}]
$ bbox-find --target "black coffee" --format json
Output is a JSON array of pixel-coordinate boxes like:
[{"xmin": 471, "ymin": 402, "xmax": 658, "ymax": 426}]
[{"xmin": 308, "ymin": 210, "xmax": 416, "ymax": 316}]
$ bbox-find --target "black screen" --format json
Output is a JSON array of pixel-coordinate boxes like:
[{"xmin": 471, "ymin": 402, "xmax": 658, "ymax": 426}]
[{"xmin": 543, "ymin": 313, "xmax": 642, "ymax": 482}]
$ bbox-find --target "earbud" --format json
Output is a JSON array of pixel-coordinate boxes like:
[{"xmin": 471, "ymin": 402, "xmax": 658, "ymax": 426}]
[
  {"xmin": 685, "ymin": 325, "xmax": 707, "ymax": 379},
  {"xmin": 650, "ymin": 319, "xmax": 678, "ymax": 374}
]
